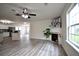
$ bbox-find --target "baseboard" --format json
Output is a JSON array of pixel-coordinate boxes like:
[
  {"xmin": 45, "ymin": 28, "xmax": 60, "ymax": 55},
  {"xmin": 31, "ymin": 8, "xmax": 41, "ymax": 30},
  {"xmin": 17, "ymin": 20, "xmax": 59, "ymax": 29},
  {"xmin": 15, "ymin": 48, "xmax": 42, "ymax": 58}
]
[
  {"xmin": 31, "ymin": 38, "xmax": 45, "ymax": 40},
  {"xmin": 60, "ymin": 44, "xmax": 68, "ymax": 56},
  {"xmin": 30, "ymin": 38, "xmax": 52, "ymax": 41}
]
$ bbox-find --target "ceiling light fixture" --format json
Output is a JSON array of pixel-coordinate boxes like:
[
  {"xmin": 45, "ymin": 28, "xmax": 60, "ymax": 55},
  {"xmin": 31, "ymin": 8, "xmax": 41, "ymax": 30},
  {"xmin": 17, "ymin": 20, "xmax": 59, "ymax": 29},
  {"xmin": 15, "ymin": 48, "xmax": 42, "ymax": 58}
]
[
  {"xmin": 0, "ymin": 20, "xmax": 14, "ymax": 24},
  {"xmin": 21, "ymin": 14, "xmax": 28, "ymax": 19}
]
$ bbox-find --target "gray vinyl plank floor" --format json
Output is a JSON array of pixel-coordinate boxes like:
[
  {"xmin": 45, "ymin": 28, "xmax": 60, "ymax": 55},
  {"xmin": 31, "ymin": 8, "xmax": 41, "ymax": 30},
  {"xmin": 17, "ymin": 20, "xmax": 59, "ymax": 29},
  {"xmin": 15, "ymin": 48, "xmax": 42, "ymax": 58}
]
[{"xmin": 0, "ymin": 37, "xmax": 67, "ymax": 56}]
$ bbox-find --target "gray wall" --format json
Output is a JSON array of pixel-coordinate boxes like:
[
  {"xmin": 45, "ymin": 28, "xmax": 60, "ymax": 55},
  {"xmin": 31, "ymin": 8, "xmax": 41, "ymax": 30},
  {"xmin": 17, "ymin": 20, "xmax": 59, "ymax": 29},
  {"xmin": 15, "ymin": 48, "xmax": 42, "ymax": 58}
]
[{"xmin": 61, "ymin": 4, "xmax": 79, "ymax": 56}]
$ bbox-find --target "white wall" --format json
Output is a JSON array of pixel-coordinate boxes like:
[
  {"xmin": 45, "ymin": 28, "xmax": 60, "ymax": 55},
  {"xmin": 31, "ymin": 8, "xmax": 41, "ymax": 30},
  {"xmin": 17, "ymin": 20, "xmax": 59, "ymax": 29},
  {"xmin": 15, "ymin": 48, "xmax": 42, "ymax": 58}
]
[
  {"xmin": 61, "ymin": 4, "xmax": 79, "ymax": 56},
  {"xmin": 30, "ymin": 19, "xmax": 61, "ymax": 41},
  {"xmin": 30, "ymin": 19, "xmax": 51, "ymax": 40}
]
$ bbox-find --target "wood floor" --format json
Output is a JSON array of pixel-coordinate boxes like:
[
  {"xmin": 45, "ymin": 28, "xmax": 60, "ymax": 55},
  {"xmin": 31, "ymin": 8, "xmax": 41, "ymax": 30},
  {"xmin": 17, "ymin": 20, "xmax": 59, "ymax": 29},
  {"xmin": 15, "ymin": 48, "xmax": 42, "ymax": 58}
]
[{"xmin": 0, "ymin": 37, "xmax": 67, "ymax": 56}]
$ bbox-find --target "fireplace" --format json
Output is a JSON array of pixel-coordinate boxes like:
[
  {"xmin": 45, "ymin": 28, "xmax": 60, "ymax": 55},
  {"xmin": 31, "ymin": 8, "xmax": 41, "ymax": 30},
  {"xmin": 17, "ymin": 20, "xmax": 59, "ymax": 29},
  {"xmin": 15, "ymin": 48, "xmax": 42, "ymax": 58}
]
[{"xmin": 51, "ymin": 34, "xmax": 58, "ymax": 42}]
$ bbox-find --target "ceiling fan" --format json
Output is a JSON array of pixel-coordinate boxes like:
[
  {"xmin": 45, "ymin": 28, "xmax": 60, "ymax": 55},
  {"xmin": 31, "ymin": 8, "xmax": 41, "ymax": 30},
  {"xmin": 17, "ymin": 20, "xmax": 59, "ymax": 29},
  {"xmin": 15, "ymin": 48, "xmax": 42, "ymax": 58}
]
[{"xmin": 12, "ymin": 8, "xmax": 36, "ymax": 19}]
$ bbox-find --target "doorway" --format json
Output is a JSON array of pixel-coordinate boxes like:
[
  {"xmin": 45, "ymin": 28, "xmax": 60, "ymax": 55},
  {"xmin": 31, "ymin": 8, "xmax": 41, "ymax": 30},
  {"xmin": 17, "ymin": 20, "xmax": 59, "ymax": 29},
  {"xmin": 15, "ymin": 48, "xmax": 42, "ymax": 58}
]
[{"xmin": 15, "ymin": 22, "xmax": 30, "ymax": 40}]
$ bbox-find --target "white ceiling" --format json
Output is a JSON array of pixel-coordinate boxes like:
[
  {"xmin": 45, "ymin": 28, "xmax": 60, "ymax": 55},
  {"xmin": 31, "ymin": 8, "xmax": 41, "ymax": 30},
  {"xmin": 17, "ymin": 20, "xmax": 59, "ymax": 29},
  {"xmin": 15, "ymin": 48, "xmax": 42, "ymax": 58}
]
[{"xmin": 0, "ymin": 3, "xmax": 67, "ymax": 22}]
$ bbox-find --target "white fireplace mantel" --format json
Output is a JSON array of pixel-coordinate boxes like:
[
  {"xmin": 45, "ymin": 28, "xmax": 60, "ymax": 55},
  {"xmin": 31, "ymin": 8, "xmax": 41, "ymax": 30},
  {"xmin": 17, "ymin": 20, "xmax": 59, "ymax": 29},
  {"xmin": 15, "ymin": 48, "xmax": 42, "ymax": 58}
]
[{"xmin": 51, "ymin": 27, "xmax": 61, "ymax": 34}]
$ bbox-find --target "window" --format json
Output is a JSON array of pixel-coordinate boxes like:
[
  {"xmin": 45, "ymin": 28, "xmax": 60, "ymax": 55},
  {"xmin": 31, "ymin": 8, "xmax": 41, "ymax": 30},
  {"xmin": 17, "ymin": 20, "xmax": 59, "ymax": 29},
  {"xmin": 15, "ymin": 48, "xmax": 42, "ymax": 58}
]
[{"xmin": 67, "ymin": 4, "xmax": 79, "ymax": 49}]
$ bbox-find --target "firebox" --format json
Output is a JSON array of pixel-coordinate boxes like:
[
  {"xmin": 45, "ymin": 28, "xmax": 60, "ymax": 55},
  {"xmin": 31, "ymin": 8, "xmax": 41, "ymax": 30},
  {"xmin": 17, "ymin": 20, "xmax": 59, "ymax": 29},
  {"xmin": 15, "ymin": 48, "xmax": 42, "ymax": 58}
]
[{"xmin": 51, "ymin": 34, "xmax": 58, "ymax": 42}]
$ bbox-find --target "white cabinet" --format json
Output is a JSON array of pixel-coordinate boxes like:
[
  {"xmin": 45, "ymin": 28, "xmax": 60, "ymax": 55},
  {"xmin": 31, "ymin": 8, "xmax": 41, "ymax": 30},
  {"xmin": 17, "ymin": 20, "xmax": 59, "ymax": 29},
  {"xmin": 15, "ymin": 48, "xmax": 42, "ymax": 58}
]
[
  {"xmin": 12, "ymin": 32, "xmax": 20, "ymax": 40},
  {"xmin": 0, "ymin": 25, "xmax": 8, "ymax": 29},
  {"xmin": 3, "ymin": 32, "xmax": 9, "ymax": 37}
]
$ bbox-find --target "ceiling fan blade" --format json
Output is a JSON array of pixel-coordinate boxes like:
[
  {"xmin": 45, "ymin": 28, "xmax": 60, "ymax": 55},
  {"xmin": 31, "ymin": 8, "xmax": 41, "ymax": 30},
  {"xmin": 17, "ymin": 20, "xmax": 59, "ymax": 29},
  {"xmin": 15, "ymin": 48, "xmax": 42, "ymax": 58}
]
[
  {"xmin": 16, "ymin": 14, "xmax": 21, "ymax": 16},
  {"xmin": 28, "ymin": 16, "xmax": 31, "ymax": 18},
  {"xmin": 29, "ymin": 14, "xmax": 36, "ymax": 16}
]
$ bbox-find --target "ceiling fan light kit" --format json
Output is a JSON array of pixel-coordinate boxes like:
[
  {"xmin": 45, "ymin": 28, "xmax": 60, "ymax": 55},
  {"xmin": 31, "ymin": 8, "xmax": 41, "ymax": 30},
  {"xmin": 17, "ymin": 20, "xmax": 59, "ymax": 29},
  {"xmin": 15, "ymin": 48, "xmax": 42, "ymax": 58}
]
[{"xmin": 21, "ymin": 14, "xmax": 28, "ymax": 19}]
